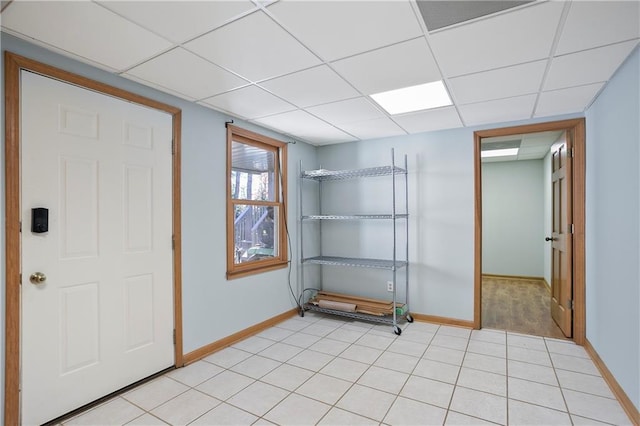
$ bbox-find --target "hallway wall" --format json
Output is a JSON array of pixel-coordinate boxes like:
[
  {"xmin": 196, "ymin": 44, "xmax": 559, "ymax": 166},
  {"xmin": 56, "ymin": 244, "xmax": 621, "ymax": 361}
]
[
  {"xmin": 585, "ymin": 45, "xmax": 640, "ymax": 411},
  {"xmin": 482, "ymin": 159, "xmax": 545, "ymax": 277}
]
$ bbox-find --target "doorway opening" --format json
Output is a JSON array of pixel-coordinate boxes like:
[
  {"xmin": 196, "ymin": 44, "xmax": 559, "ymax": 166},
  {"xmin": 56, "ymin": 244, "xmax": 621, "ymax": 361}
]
[
  {"xmin": 480, "ymin": 129, "xmax": 566, "ymax": 338},
  {"xmin": 473, "ymin": 119, "xmax": 586, "ymax": 344}
]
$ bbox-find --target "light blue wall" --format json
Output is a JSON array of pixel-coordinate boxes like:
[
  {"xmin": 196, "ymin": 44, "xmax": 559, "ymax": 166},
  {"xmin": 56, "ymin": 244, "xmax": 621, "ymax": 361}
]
[
  {"xmin": 317, "ymin": 130, "xmax": 475, "ymax": 319},
  {"xmin": 0, "ymin": 31, "xmax": 317, "ymax": 393},
  {"xmin": 482, "ymin": 160, "xmax": 545, "ymax": 277},
  {"xmin": 315, "ymin": 114, "xmax": 581, "ymax": 321},
  {"xmin": 585, "ymin": 45, "xmax": 640, "ymax": 410}
]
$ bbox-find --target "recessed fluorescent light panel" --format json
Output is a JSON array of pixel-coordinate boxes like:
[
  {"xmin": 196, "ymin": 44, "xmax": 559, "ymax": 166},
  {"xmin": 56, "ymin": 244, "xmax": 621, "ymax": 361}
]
[
  {"xmin": 481, "ymin": 148, "xmax": 519, "ymax": 158},
  {"xmin": 370, "ymin": 81, "xmax": 452, "ymax": 115}
]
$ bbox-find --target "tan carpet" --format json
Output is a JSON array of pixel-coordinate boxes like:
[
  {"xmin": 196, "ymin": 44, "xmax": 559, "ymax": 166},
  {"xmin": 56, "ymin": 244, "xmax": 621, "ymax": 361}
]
[{"xmin": 482, "ymin": 276, "xmax": 566, "ymax": 339}]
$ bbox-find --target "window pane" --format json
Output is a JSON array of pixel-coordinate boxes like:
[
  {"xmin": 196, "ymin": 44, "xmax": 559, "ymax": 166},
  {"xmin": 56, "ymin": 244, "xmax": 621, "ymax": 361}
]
[
  {"xmin": 231, "ymin": 141, "xmax": 275, "ymax": 201},
  {"xmin": 233, "ymin": 204, "xmax": 279, "ymax": 265}
]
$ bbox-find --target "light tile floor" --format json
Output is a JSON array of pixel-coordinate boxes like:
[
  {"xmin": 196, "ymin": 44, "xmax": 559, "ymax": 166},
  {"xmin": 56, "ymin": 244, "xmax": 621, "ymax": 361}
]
[{"xmin": 63, "ymin": 313, "xmax": 631, "ymax": 425}]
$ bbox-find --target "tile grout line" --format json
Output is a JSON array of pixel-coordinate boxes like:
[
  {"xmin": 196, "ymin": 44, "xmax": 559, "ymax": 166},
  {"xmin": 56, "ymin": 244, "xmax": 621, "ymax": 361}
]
[
  {"xmin": 375, "ymin": 323, "xmax": 440, "ymax": 424},
  {"xmin": 259, "ymin": 315, "xmax": 394, "ymax": 425},
  {"xmin": 284, "ymin": 318, "xmax": 376, "ymax": 424},
  {"xmin": 223, "ymin": 314, "xmax": 329, "ymax": 425},
  {"xmin": 545, "ymin": 335, "xmax": 576, "ymax": 425},
  {"xmin": 442, "ymin": 326, "xmax": 473, "ymax": 424},
  {"xmin": 201, "ymin": 315, "xmax": 321, "ymax": 424},
  {"xmin": 64, "ymin": 315, "xmax": 628, "ymax": 426}
]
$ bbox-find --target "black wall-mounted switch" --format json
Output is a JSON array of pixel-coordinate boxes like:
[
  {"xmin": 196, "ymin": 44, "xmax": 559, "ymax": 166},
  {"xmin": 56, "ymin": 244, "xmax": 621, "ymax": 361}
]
[{"xmin": 31, "ymin": 208, "xmax": 49, "ymax": 233}]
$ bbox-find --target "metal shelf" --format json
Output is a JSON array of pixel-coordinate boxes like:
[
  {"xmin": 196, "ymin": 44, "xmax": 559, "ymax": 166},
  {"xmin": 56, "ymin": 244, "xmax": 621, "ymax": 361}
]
[
  {"xmin": 299, "ymin": 148, "xmax": 410, "ymax": 334},
  {"xmin": 304, "ymin": 303, "xmax": 408, "ymax": 325},
  {"xmin": 303, "ymin": 256, "xmax": 407, "ymax": 270},
  {"xmin": 302, "ymin": 165, "xmax": 407, "ymax": 181},
  {"xmin": 302, "ymin": 214, "xmax": 408, "ymax": 220}
]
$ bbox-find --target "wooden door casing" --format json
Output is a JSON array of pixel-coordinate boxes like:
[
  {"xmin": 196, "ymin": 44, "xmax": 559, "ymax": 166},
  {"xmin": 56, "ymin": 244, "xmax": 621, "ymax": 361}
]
[
  {"xmin": 3, "ymin": 52, "xmax": 184, "ymax": 426},
  {"xmin": 20, "ymin": 70, "xmax": 175, "ymax": 425},
  {"xmin": 473, "ymin": 118, "xmax": 585, "ymax": 346}
]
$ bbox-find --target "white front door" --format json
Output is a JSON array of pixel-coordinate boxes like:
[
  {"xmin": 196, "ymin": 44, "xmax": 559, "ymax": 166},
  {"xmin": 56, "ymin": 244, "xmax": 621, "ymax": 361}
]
[{"xmin": 20, "ymin": 71, "xmax": 175, "ymax": 425}]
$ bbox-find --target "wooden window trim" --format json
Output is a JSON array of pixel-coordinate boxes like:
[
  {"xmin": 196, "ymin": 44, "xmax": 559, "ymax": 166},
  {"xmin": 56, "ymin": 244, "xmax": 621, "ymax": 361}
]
[{"xmin": 226, "ymin": 125, "xmax": 288, "ymax": 279}]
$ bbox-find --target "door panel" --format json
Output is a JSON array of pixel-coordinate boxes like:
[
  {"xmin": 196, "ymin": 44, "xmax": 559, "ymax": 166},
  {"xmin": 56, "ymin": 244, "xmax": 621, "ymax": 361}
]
[
  {"xmin": 21, "ymin": 70, "xmax": 174, "ymax": 425},
  {"xmin": 550, "ymin": 132, "xmax": 573, "ymax": 337}
]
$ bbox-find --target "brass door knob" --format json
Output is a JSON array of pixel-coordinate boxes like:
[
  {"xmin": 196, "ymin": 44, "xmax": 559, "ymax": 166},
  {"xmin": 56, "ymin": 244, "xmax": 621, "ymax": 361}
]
[{"xmin": 29, "ymin": 272, "xmax": 47, "ymax": 285}]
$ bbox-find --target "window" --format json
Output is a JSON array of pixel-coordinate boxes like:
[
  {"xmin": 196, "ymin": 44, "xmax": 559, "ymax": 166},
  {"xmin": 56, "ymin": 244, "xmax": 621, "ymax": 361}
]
[{"xmin": 227, "ymin": 125, "xmax": 288, "ymax": 279}]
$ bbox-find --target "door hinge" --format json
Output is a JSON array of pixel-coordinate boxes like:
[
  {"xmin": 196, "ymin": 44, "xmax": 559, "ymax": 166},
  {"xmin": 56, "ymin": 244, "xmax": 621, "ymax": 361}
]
[
  {"xmin": 171, "ymin": 139, "xmax": 175, "ymax": 155},
  {"xmin": 570, "ymin": 147, "xmax": 574, "ymax": 158},
  {"xmin": 568, "ymin": 224, "xmax": 574, "ymax": 234},
  {"xmin": 173, "ymin": 329, "xmax": 176, "ymax": 344},
  {"xmin": 172, "ymin": 235, "xmax": 175, "ymax": 250},
  {"xmin": 19, "ymin": 273, "xmax": 22, "ymax": 285},
  {"xmin": 19, "ymin": 221, "xmax": 22, "ymax": 233},
  {"xmin": 569, "ymin": 300, "xmax": 574, "ymax": 310}
]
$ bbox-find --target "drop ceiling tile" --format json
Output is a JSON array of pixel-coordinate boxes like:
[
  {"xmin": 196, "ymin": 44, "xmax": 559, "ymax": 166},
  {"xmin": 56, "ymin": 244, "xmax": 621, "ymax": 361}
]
[
  {"xmin": 459, "ymin": 94, "xmax": 537, "ymax": 126},
  {"xmin": 126, "ymin": 48, "xmax": 249, "ymax": 100},
  {"xmin": 184, "ymin": 11, "xmax": 321, "ymax": 82},
  {"xmin": 254, "ymin": 110, "xmax": 356, "ymax": 145},
  {"xmin": 306, "ymin": 98, "xmax": 385, "ymax": 126},
  {"xmin": 517, "ymin": 153, "xmax": 545, "ymax": 160},
  {"xmin": 259, "ymin": 66, "xmax": 360, "ymax": 108},
  {"xmin": 1, "ymin": 1, "xmax": 172, "ymax": 71},
  {"xmin": 449, "ymin": 60, "xmax": 547, "ymax": 105},
  {"xmin": 535, "ymin": 83, "xmax": 604, "ymax": 118},
  {"xmin": 123, "ymin": 74, "xmax": 197, "ymax": 102},
  {"xmin": 331, "ymin": 37, "xmax": 442, "ymax": 95},
  {"xmin": 201, "ymin": 85, "xmax": 296, "ymax": 119},
  {"xmin": 544, "ymin": 40, "xmax": 638, "ymax": 91},
  {"xmin": 518, "ymin": 147, "xmax": 548, "ymax": 155},
  {"xmin": 392, "ymin": 106, "xmax": 463, "ymax": 134},
  {"xmin": 521, "ymin": 131, "xmax": 563, "ymax": 145},
  {"xmin": 338, "ymin": 118, "xmax": 406, "ymax": 141},
  {"xmin": 429, "ymin": 1, "xmax": 564, "ymax": 77},
  {"xmin": 197, "ymin": 102, "xmax": 238, "ymax": 120},
  {"xmin": 266, "ymin": 0, "xmax": 423, "ymax": 61},
  {"xmin": 556, "ymin": 1, "xmax": 640, "ymax": 55},
  {"xmin": 97, "ymin": 1, "xmax": 256, "ymax": 44}
]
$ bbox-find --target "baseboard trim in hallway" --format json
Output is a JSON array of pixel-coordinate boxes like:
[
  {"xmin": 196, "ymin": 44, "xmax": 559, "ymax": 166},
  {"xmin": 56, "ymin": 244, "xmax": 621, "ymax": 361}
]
[
  {"xmin": 585, "ymin": 339, "xmax": 640, "ymax": 425},
  {"xmin": 411, "ymin": 313, "xmax": 474, "ymax": 329},
  {"xmin": 482, "ymin": 273, "xmax": 545, "ymax": 281}
]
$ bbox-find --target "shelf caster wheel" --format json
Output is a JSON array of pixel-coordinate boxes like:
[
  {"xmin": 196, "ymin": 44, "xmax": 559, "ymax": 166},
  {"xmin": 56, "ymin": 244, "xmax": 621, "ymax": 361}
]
[
  {"xmin": 393, "ymin": 325, "xmax": 402, "ymax": 336},
  {"xmin": 406, "ymin": 314, "xmax": 414, "ymax": 323}
]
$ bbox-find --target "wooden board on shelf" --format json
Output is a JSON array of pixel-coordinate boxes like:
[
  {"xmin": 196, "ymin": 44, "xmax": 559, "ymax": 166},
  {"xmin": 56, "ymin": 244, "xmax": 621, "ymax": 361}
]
[{"xmin": 310, "ymin": 291, "xmax": 404, "ymax": 316}]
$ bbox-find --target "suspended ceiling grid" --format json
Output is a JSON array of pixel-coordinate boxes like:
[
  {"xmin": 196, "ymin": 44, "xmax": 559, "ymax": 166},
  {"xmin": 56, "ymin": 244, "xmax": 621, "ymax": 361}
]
[{"xmin": 1, "ymin": 0, "xmax": 638, "ymax": 145}]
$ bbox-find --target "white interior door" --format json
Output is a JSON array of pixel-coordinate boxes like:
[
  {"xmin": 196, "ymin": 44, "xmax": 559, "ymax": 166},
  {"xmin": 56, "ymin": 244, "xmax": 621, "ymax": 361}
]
[{"xmin": 20, "ymin": 71, "xmax": 175, "ymax": 425}]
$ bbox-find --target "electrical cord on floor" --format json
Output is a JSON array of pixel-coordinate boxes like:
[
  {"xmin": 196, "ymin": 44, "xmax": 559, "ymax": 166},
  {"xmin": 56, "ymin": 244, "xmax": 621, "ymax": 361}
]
[
  {"xmin": 279, "ymin": 151, "xmax": 302, "ymax": 313},
  {"xmin": 298, "ymin": 287, "xmax": 321, "ymax": 309}
]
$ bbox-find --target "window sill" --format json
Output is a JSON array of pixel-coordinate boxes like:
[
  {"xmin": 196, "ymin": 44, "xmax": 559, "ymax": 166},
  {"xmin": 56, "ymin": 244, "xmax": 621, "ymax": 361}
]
[{"xmin": 226, "ymin": 260, "xmax": 289, "ymax": 280}]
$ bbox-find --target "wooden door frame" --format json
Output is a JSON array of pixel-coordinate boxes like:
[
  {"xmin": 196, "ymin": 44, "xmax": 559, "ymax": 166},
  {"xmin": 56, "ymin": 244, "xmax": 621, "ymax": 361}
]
[
  {"xmin": 4, "ymin": 51, "xmax": 184, "ymax": 425},
  {"xmin": 473, "ymin": 118, "xmax": 586, "ymax": 344}
]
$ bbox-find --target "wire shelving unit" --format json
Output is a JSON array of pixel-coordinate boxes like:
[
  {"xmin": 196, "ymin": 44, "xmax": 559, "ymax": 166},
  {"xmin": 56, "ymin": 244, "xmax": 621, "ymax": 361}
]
[{"xmin": 299, "ymin": 149, "xmax": 411, "ymax": 335}]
